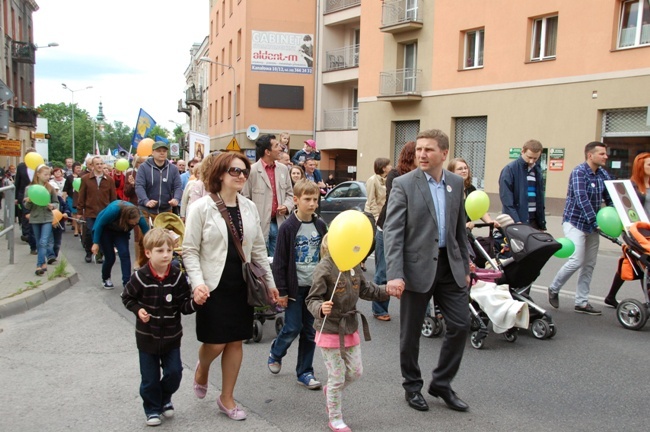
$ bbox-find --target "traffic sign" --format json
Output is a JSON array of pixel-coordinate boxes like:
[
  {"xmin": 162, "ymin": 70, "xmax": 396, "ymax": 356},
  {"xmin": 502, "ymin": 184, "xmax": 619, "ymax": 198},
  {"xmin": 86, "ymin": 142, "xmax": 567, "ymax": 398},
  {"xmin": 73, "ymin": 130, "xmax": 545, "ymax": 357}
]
[{"xmin": 226, "ymin": 137, "xmax": 241, "ymax": 151}]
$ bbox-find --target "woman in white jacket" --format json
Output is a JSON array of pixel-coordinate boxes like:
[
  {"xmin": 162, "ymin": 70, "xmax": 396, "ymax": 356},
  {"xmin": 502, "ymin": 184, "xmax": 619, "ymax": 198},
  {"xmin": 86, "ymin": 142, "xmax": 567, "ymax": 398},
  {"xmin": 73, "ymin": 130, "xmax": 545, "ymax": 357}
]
[{"xmin": 183, "ymin": 152, "xmax": 279, "ymax": 421}]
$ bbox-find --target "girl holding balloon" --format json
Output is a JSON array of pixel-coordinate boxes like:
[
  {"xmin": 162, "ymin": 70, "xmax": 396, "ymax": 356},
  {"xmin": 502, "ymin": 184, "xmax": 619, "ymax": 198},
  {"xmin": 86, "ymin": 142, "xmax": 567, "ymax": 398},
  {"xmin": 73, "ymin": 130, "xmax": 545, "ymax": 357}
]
[{"xmin": 24, "ymin": 165, "xmax": 59, "ymax": 276}]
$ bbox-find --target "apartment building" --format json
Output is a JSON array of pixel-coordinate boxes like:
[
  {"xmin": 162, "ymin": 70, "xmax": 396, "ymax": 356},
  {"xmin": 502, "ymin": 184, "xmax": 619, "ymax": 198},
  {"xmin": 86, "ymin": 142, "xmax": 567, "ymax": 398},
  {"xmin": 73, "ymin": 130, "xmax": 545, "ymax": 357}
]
[
  {"xmin": 0, "ymin": 0, "xmax": 39, "ymax": 164},
  {"xmin": 355, "ymin": 0, "xmax": 650, "ymax": 211},
  {"xmin": 200, "ymin": 0, "xmax": 316, "ymax": 159},
  {"xmin": 180, "ymin": 37, "xmax": 210, "ymax": 136}
]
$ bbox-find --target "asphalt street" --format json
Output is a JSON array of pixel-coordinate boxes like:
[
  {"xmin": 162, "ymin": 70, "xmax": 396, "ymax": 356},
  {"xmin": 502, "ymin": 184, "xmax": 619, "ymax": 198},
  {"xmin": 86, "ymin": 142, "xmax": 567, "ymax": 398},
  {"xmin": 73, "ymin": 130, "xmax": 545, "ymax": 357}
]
[{"xmin": 1, "ymin": 231, "xmax": 648, "ymax": 431}]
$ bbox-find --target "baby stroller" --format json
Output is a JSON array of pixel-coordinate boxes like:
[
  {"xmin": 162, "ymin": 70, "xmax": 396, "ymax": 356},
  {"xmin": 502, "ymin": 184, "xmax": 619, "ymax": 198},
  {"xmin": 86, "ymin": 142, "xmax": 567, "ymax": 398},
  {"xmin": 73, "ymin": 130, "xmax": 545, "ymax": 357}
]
[
  {"xmin": 599, "ymin": 222, "xmax": 650, "ymax": 330},
  {"xmin": 466, "ymin": 221, "xmax": 561, "ymax": 348}
]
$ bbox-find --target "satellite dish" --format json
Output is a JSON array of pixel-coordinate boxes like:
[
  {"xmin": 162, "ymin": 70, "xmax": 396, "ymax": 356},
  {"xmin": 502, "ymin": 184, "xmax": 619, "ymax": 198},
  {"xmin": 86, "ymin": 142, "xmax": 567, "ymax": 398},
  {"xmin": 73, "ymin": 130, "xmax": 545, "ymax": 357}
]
[
  {"xmin": 181, "ymin": 123, "xmax": 190, "ymax": 133},
  {"xmin": 246, "ymin": 124, "xmax": 260, "ymax": 141}
]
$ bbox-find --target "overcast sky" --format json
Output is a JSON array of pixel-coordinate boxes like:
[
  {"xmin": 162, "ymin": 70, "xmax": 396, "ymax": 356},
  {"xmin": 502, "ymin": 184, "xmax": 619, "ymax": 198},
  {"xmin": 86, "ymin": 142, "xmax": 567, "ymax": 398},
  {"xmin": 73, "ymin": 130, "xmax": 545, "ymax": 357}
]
[{"xmin": 33, "ymin": 0, "xmax": 208, "ymax": 131}]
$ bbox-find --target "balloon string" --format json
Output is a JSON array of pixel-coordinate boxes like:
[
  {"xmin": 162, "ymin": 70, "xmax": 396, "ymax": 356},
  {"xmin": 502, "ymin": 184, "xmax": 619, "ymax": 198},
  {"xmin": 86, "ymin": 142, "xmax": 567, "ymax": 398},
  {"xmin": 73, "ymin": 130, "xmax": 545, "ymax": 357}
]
[{"xmin": 315, "ymin": 270, "xmax": 342, "ymax": 345}]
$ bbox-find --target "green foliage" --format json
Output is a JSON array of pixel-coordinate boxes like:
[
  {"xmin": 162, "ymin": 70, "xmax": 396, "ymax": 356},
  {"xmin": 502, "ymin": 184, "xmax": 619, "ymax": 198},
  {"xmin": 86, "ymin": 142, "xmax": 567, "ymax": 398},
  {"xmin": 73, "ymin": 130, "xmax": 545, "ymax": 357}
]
[
  {"xmin": 148, "ymin": 125, "xmax": 172, "ymax": 141},
  {"xmin": 48, "ymin": 257, "xmax": 70, "ymax": 280}
]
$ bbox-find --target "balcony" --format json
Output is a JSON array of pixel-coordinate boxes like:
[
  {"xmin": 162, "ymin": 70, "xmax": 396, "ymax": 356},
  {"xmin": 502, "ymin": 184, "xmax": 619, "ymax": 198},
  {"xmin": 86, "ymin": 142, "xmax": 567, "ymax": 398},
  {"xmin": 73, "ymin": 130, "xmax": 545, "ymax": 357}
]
[
  {"xmin": 12, "ymin": 107, "xmax": 38, "ymax": 128},
  {"xmin": 324, "ymin": 0, "xmax": 360, "ymax": 14},
  {"xmin": 177, "ymin": 99, "xmax": 192, "ymax": 116},
  {"xmin": 323, "ymin": 108, "xmax": 358, "ymax": 130},
  {"xmin": 380, "ymin": 0, "xmax": 423, "ymax": 34},
  {"xmin": 325, "ymin": 45, "xmax": 359, "ymax": 71},
  {"xmin": 378, "ymin": 68, "xmax": 422, "ymax": 101},
  {"xmin": 185, "ymin": 84, "xmax": 203, "ymax": 110},
  {"xmin": 11, "ymin": 41, "xmax": 36, "ymax": 64}
]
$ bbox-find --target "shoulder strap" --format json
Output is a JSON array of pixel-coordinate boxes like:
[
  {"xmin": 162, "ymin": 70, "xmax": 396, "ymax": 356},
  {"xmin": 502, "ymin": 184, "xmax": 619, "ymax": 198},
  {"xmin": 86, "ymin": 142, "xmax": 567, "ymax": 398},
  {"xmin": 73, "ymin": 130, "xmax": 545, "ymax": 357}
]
[{"xmin": 209, "ymin": 193, "xmax": 247, "ymax": 263}]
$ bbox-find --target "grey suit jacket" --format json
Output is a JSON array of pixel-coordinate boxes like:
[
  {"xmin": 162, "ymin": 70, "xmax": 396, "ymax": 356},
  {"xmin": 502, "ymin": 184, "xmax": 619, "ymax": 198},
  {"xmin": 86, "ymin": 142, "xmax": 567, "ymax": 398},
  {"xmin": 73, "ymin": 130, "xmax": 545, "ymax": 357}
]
[{"xmin": 384, "ymin": 168, "xmax": 470, "ymax": 292}]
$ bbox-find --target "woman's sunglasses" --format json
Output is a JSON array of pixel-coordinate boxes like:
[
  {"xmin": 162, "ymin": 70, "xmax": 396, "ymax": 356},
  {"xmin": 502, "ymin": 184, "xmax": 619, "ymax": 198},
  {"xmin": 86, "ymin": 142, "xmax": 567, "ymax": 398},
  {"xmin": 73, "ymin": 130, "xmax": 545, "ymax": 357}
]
[{"xmin": 227, "ymin": 167, "xmax": 250, "ymax": 178}]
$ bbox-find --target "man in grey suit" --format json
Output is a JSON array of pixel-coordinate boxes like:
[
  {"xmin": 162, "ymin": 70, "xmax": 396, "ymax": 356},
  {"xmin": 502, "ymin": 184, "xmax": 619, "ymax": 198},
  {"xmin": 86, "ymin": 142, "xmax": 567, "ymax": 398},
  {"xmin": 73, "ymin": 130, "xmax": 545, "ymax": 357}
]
[{"xmin": 384, "ymin": 129, "xmax": 471, "ymax": 412}]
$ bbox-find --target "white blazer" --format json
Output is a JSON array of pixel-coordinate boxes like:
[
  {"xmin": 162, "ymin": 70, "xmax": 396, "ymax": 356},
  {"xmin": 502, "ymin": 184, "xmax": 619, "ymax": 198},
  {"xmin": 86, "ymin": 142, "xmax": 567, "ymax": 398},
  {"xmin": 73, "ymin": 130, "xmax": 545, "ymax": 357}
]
[{"xmin": 182, "ymin": 193, "xmax": 275, "ymax": 292}]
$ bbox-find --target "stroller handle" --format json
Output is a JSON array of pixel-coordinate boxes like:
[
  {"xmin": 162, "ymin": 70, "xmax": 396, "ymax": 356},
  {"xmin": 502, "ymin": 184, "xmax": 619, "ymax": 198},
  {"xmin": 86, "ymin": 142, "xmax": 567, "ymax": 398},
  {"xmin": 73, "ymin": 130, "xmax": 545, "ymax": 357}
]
[
  {"xmin": 473, "ymin": 222, "xmax": 494, "ymax": 229},
  {"xmin": 596, "ymin": 228, "xmax": 624, "ymax": 246}
]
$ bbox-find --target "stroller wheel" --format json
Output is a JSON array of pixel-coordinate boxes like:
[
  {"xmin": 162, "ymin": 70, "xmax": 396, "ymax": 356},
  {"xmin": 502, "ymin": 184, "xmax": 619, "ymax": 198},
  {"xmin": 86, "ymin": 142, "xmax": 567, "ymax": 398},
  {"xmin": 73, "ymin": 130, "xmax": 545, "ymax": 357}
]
[
  {"xmin": 503, "ymin": 329, "xmax": 518, "ymax": 343},
  {"xmin": 252, "ymin": 320, "xmax": 264, "ymax": 343},
  {"xmin": 616, "ymin": 299, "xmax": 648, "ymax": 331},
  {"xmin": 431, "ymin": 317, "xmax": 445, "ymax": 337},
  {"xmin": 275, "ymin": 316, "xmax": 284, "ymax": 335},
  {"xmin": 470, "ymin": 331, "xmax": 485, "ymax": 349},
  {"xmin": 547, "ymin": 322, "xmax": 557, "ymax": 338},
  {"xmin": 531, "ymin": 319, "xmax": 551, "ymax": 340},
  {"xmin": 422, "ymin": 317, "xmax": 436, "ymax": 338}
]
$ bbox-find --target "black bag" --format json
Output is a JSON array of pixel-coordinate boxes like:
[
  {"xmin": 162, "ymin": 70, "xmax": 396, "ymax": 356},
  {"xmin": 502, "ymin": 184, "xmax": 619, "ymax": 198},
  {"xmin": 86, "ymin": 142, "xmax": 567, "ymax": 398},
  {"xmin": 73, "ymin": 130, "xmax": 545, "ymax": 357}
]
[{"xmin": 211, "ymin": 193, "xmax": 272, "ymax": 308}]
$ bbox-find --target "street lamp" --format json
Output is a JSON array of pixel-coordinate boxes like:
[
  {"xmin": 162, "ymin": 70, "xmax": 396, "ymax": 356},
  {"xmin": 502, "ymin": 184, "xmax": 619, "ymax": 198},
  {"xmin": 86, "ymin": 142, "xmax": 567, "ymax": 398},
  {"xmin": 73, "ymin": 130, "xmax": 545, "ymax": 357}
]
[
  {"xmin": 198, "ymin": 57, "xmax": 236, "ymax": 138},
  {"xmin": 62, "ymin": 83, "xmax": 93, "ymax": 161},
  {"xmin": 35, "ymin": 42, "xmax": 59, "ymax": 49}
]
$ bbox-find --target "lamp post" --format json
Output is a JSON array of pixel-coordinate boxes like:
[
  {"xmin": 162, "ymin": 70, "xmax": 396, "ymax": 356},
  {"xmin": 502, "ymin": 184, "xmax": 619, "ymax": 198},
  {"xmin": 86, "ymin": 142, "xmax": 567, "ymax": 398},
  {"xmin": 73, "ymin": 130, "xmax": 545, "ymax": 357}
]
[
  {"xmin": 198, "ymin": 57, "xmax": 236, "ymax": 138},
  {"xmin": 61, "ymin": 83, "xmax": 93, "ymax": 161}
]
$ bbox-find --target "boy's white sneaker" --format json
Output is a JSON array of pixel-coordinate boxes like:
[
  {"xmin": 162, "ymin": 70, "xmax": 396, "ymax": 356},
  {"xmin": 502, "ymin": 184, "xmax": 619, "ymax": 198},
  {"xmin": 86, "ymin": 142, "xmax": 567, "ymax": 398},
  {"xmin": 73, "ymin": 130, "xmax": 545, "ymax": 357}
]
[
  {"xmin": 162, "ymin": 403, "xmax": 174, "ymax": 418},
  {"xmin": 146, "ymin": 414, "xmax": 161, "ymax": 426}
]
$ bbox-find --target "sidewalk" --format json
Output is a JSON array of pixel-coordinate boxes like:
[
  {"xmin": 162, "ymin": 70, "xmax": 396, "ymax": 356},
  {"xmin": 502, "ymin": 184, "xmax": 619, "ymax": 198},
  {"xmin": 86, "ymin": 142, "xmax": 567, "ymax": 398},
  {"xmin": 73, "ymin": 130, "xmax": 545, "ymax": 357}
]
[{"xmin": 0, "ymin": 225, "xmax": 78, "ymax": 319}]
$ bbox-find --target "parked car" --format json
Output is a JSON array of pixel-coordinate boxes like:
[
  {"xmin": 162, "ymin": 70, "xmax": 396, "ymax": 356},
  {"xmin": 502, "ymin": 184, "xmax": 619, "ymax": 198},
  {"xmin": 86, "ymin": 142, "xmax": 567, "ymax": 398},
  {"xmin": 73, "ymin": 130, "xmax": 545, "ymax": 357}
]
[{"xmin": 319, "ymin": 181, "xmax": 367, "ymax": 225}]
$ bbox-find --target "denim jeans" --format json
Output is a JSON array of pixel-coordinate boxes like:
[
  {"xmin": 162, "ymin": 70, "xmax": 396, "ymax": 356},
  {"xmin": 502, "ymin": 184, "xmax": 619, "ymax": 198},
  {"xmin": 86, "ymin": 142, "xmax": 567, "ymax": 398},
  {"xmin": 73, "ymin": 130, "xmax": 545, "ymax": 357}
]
[
  {"xmin": 138, "ymin": 348, "xmax": 183, "ymax": 417},
  {"xmin": 82, "ymin": 217, "xmax": 96, "ymax": 254},
  {"xmin": 267, "ymin": 219, "xmax": 278, "ymax": 257},
  {"xmin": 21, "ymin": 208, "xmax": 36, "ymax": 251},
  {"xmin": 31, "ymin": 222, "xmax": 54, "ymax": 268},
  {"xmin": 549, "ymin": 222, "xmax": 600, "ymax": 306},
  {"xmin": 271, "ymin": 286, "xmax": 317, "ymax": 378},
  {"xmin": 52, "ymin": 227, "xmax": 63, "ymax": 258},
  {"xmin": 372, "ymin": 229, "xmax": 390, "ymax": 317},
  {"xmin": 100, "ymin": 229, "xmax": 132, "ymax": 285}
]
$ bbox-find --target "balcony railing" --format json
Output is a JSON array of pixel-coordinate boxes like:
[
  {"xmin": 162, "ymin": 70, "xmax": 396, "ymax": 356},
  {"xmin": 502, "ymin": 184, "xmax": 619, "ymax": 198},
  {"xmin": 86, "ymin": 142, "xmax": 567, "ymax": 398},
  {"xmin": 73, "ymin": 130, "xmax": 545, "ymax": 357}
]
[
  {"xmin": 177, "ymin": 99, "xmax": 191, "ymax": 116},
  {"xmin": 324, "ymin": 0, "xmax": 360, "ymax": 14},
  {"xmin": 323, "ymin": 108, "xmax": 359, "ymax": 130},
  {"xmin": 12, "ymin": 107, "xmax": 38, "ymax": 128},
  {"xmin": 11, "ymin": 41, "xmax": 36, "ymax": 64},
  {"xmin": 381, "ymin": 0, "xmax": 423, "ymax": 31},
  {"xmin": 185, "ymin": 85, "xmax": 203, "ymax": 110},
  {"xmin": 379, "ymin": 68, "xmax": 422, "ymax": 96},
  {"xmin": 325, "ymin": 45, "xmax": 360, "ymax": 71}
]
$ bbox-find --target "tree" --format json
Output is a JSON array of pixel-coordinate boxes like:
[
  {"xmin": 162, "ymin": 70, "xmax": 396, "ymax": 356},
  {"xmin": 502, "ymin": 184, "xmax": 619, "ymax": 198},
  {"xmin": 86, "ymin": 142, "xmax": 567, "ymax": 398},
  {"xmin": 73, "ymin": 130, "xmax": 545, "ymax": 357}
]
[
  {"xmin": 38, "ymin": 103, "xmax": 95, "ymax": 163},
  {"xmin": 98, "ymin": 121, "xmax": 132, "ymax": 154},
  {"xmin": 148, "ymin": 125, "xmax": 172, "ymax": 141}
]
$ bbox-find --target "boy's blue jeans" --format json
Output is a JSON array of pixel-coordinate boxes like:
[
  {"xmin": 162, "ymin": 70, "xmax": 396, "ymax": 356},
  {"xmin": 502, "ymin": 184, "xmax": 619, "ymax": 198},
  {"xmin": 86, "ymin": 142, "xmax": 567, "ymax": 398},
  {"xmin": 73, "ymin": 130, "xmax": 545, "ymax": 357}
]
[
  {"xmin": 138, "ymin": 348, "xmax": 182, "ymax": 417},
  {"xmin": 271, "ymin": 286, "xmax": 316, "ymax": 378},
  {"xmin": 99, "ymin": 230, "xmax": 131, "ymax": 285},
  {"xmin": 372, "ymin": 229, "xmax": 390, "ymax": 317}
]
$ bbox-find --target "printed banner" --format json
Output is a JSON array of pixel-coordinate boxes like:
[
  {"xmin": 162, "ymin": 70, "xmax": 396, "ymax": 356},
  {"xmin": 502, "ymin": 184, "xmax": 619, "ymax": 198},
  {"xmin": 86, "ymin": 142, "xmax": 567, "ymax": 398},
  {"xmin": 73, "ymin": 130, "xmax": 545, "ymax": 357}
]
[
  {"xmin": 251, "ymin": 30, "xmax": 314, "ymax": 74},
  {"xmin": 131, "ymin": 109, "xmax": 156, "ymax": 148},
  {"xmin": 188, "ymin": 131, "xmax": 209, "ymax": 161}
]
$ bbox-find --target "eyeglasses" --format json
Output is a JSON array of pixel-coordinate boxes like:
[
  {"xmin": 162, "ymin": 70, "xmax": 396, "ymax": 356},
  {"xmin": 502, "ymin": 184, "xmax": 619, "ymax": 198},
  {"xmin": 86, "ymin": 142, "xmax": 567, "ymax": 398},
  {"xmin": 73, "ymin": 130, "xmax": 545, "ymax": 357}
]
[{"xmin": 227, "ymin": 167, "xmax": 250, "ymax": 178}]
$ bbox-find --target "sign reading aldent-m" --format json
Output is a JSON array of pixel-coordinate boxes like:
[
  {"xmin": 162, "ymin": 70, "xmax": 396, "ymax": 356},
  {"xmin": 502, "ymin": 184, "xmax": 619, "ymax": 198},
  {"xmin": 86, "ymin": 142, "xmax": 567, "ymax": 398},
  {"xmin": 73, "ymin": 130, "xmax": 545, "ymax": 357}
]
[{"xmin": 251, "ymin": 30, "xmax": 314, "ymax": 74}]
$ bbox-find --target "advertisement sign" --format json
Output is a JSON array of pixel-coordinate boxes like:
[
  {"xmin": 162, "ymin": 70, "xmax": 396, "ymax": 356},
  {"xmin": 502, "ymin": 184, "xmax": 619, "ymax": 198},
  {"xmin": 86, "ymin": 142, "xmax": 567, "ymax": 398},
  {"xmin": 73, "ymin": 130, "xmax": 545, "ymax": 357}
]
[
  {"xmin": 548, "ymin": 148, "xmax": 565, "ymax": 171},
  {"xmin": 251, "ymin": 31, "xmax": 314, "ymax": 74},
  {"xmin": 0, "ymin": 139, "xmax": 21, "ymax": 156},
  {"xmin": 188, "ymin": 131, "xmax": 209, "ymax": 160}
]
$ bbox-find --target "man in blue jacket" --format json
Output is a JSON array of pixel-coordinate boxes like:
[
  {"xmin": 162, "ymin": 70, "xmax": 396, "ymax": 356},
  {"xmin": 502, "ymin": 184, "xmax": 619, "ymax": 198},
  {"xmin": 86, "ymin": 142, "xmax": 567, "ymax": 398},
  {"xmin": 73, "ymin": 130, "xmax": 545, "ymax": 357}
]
[
  {"xmin": 498, "ymin": 139, "xmax": 546, "ymax": 230},
  {"xmin": 135, "ymin": 141, "xmax": 183, "ymax": 224}
]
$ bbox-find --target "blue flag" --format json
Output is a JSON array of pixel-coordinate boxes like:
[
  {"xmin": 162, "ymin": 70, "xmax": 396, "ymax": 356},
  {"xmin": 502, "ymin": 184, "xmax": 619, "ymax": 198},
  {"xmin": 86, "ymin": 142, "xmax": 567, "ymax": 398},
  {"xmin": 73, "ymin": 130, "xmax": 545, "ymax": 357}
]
[
  {"xmin": 131, "ymin": 109, "xmax": 156, "ymax": 148},
  {"xmin": 155, "ymin": 135, "xmax": 169, "ymax": 144}
]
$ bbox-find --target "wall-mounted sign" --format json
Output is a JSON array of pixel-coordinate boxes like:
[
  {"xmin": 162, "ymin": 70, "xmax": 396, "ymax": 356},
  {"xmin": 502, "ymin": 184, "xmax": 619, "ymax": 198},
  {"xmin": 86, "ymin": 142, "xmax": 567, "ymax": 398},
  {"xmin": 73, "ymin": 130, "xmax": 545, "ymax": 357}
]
[
  {"xmin": 508, "ymin": 148, "xmax": 521, "ymax": 159},
  {"xmin": 548, "ymin": 148, "xmax": 565, "ymax": 171},
  {"xmin": 0, "ymin": 139, "xmax": 21, "ymax": 156},
  {"xmin": 251, "ymin": 31, "xmax": 314, "ymax": 74}
]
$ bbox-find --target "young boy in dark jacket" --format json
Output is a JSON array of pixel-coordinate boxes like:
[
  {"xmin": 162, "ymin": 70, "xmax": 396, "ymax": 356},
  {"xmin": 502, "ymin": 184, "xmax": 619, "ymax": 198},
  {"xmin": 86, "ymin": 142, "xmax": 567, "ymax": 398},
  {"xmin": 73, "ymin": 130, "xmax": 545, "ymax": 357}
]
[
  {"xmin": 122, "ymin": 228, "xmax": 204, "ymax": 426},
  {"xmin": 268, "ymin": 179, "xmax": 328, "ymax": 390}
]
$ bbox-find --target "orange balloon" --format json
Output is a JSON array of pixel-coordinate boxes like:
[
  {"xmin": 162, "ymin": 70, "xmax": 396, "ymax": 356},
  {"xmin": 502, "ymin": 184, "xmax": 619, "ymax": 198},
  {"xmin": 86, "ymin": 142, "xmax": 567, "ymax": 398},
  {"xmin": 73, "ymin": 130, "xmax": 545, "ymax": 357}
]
[
  {"xmin": 137, "ymin": 138, "xmax": 154, "ymax": 157},
  {"xmin": 51, "ymin": 209, "xmax": 64, "ymax": 226}
]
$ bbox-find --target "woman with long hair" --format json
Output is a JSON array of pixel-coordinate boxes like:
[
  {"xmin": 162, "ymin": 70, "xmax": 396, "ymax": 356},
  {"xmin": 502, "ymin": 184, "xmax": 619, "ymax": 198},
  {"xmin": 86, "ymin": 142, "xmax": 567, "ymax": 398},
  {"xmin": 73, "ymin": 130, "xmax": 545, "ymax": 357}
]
[
  {"xmin": 447, "ymin": 157, "xmax": 498, "ymax": 229},
  {"xmin": 24, "ymin": 164, "xmax": 58, "ymax": 275},
  {"xmin": 187, "ymin": 151, "xmax": 220, "ymax": 207},
  {"xmin": 604, "ymin": 152, "xmax": 650, "ymax": 307},
  {"xmin": 91, "ymin": 201, "xmax": 149, "ymax": 289},
  {"xmin": 183, "ymin": 152, "xmax": 279, "ymax": 420},
  {"xmin": 373, "ymin": 141, "xmax": 417, "ymax": 321},
  {"xmin": 290, "ymin": 165, "xmax": 306, "ymax": 185}
]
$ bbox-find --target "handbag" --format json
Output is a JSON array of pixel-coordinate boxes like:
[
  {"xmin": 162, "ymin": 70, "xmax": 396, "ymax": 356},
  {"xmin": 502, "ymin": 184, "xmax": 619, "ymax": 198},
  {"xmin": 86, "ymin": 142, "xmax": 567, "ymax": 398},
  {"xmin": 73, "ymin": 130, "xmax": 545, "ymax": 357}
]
[{"xmin": 210, "ymin": 193, "xmax": 273, "ymax": 308}]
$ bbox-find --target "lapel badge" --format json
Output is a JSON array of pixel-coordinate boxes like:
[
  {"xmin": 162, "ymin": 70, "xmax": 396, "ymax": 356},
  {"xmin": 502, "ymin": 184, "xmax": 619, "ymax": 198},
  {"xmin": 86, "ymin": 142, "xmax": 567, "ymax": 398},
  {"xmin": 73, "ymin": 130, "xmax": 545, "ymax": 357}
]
[{"xmin": 446, "ymin": 185, "xmax": 452, "ymax": 193}]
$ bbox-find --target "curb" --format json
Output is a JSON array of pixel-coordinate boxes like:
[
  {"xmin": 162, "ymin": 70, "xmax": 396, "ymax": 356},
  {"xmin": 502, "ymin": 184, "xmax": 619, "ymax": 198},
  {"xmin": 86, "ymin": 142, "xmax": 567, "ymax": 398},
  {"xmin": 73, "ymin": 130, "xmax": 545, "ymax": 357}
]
[{"xmin": 0, "ymin": 257, "xmax": 79, "ymax": 320}]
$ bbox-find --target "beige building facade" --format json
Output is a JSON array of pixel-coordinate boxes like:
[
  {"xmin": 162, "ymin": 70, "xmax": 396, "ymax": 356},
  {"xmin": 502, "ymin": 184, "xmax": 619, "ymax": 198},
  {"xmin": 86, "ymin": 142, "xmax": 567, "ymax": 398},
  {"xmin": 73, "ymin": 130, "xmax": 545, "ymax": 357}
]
[{"xmin": 356, "ymin": 0, "xmax": 650, "ymax": 212}]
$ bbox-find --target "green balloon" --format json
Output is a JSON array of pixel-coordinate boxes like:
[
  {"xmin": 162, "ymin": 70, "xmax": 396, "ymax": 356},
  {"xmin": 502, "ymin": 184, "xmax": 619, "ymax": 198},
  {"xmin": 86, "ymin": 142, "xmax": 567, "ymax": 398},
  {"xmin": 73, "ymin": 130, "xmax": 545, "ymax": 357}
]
[
  {"xmin": 73, "ymin": 178, "xmax": 82, "ymax": 192},
  {"xmin": 554, "ymin": 237, "xmax": 575, "ymax": 258},
  {"xmin": 115, "ymin": 159, "xmax": 129, "ymax": 172},
  {"xmin": 596, "ymin": 207, "xmax": 623, "ymax": 238},
  {"xmin": 465, "ymin": 190, "xmax": 490, "ymax": 221},
  {"xmin": 27, "ymin": 185, "xmax": 50, "ymax": 206}
]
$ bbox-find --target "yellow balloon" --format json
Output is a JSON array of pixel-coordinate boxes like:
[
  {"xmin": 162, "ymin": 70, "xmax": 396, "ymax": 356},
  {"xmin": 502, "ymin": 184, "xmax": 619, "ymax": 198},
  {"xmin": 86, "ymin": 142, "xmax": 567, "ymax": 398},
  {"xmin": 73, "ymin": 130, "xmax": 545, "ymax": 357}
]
[
  {"xmin": 328, "ymin": 210, "xmax": 373, "ymax": 271},
  {"xmin": 25, "ymin": 152, "xmax": 45, "ymax": 170},
  {"xmin": 51, "ymin": 209, "xmax": 64, "ymax": 226}
]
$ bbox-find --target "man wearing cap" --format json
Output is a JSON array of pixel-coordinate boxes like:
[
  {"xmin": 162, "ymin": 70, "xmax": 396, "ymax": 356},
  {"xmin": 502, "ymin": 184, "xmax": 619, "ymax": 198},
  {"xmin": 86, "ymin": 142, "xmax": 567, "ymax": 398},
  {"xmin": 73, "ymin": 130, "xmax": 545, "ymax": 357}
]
[
  {"xmin": 291, "ymin": 139, "xmax": 321, "ymax": 167},
  {"xmin": 135, "ymin": 141, "xmax": 183, "ymax": 226}
]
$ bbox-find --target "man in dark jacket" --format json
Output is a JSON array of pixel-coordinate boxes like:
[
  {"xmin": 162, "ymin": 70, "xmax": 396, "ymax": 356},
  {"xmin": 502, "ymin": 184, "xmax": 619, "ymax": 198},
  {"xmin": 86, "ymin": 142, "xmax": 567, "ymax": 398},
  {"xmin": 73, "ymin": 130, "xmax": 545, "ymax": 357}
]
[
  {"xmin": 14, "ymin": 148, "xmax": 38, "ymax": 253},
  {"xmin": 498, "ymin": 139, "xmax": 546, "ymax": 230},
  {"xmin": 135, "ymin": 141, "xmax": 182, "ymax": 223}
]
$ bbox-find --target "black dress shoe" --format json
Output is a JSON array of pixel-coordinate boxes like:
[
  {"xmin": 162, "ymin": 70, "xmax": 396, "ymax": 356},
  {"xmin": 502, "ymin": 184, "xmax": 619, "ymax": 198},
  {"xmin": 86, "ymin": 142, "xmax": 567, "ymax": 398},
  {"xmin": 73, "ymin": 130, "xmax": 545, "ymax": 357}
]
[
  {"xmin": 85, "ymin": 253, "xmax": 92, "ymax": 263},
  {"xmin": 405, "ymin": 391, "xmax": 429, "ymax": 411},
  {"xmin": 427, "ymin": 387, "xmax": 469, "ymax": 412}
]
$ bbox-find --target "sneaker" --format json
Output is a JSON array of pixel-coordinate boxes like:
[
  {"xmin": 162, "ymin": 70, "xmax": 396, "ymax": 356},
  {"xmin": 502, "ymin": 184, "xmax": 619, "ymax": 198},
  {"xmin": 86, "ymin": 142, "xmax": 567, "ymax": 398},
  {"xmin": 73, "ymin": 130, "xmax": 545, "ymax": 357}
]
[
  {"xmin": 267, "ymin": 354, "xmax": 282, "ymax": 374},
  {"xmin": 575, "ymin": 303, "xmax": 602, "ymax": 315},
  {"xmin": 548, "ymin": 288, "xmax": 559, "ymax": 309},
  {"xmin": 30, "ymin": 250, "xmax": 38, "ymax": 255},
  {"xmin": 96, "ymin": 256, "xmax": 104, "ymax": 264},
  {"xmin": 162, "ymin": 403, "xmax": 174, "ymax": 418},
  {"xmin": 297, "ymin": 373, "xmax": 322, "ymax": 390},
  {"xmin": 47, "ymin": 256, "xmax": 57, "ymax": 265},
  {"xmin": 604, "ymin": 297, "xmax": 618, "ymax": 308},
  {"xmin": 21, "ymin": 235, "xmax": 28, "ymax": 242},
  {"xmin": 103, "ymin": 279, "xmax": 115, "ymax": 289},
  {"xmin": 85, "ymin": 253, "xmax": 92, "ymax": 263},
  {"xmin": 146, "ymin": 414, "xmax": 162, "ymax": 426}
]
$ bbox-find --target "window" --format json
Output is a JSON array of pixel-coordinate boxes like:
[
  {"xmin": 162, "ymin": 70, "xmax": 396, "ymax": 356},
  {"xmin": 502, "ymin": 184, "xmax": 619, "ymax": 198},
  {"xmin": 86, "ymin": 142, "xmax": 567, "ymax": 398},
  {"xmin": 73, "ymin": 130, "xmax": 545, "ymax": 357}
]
[
  {"xmin": 228, "ymin": 91, "xmax": 232, "ymax": 119},
  {"xmin": 229, "ymin": 40, "xmax": 232, "ymax": 66},
  {"xmin": 237, "ymin": 29, "xmax": 242, "ymax": 60},
  {"xmin": 215, "ymin": 12, "xmax": 219, "ymax": 36},
  {"xmin": 403, "ymin": 43, "xmax": 417, "ymax": 92},
  {"xmin": 531, "ymin": 15, "xmax": 558, "ymax": 61},
  {"xmin": 455, "ymin": 116, "xmax": 488, "ymax": 189},
  {"xmin": 221, "ymin": 48, "xmax": 225, "ymax": 74},
  {"xmin": 464, "ymin": 29, "xmax": 484, "ymax": 69},
  {"xmin": 220, "ymin": 97, "xmax": 224, "ymax": 122},
  {"xmin": 236, "ymin": 84, "xmax": 241, "ymax": 115},
  {"xmin": 222, "ymin": 1, "xmax": 225, "ymax": 26},
  {"xmin": 209, "ymin": 103, "xmax": 213, "ymax": 126},
  {"xmin": 229, "ymin": 0, "xmax": 233, "ymax": 16},
  {"xmin": 618, "ymin": 0, "xmax": 650, "ymax": 48}
]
